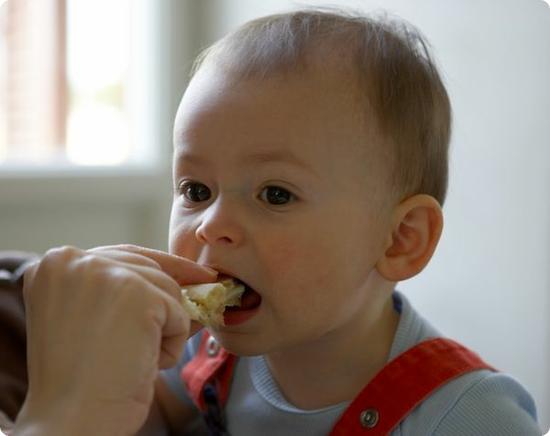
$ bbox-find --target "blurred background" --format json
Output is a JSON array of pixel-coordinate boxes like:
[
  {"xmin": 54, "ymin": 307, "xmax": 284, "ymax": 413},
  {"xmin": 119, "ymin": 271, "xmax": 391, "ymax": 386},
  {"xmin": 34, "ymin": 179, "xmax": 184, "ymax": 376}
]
[{"xmin": 0, "ymin": 0, "xmax": 548, "ymax": 429}]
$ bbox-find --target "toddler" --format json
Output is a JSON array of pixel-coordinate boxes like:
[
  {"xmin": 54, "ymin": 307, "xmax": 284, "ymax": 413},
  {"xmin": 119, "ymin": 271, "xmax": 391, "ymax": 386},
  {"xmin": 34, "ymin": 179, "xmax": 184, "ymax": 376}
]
[{"xmin": 13, "ymin": 8, "xmax": 542, "ymax": 436}]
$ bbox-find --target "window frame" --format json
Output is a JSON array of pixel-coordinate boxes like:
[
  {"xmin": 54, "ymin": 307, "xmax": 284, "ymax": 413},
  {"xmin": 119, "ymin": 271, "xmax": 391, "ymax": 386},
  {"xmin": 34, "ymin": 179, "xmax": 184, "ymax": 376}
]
[{"xmin": 0, "ymin": 0, "xmax": 195, "ymax": 204}]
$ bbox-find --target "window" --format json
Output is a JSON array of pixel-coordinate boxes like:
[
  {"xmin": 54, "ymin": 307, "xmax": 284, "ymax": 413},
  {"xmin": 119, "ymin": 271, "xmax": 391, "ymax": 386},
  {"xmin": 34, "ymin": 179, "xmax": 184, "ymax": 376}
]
[{"xmin": 0, "ymin": 0, "xmax": 149, "ymax": 168}]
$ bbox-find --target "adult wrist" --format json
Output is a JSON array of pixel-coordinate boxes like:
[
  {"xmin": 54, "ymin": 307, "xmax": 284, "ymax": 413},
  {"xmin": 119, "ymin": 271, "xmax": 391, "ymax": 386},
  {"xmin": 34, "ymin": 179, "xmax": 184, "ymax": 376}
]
[
  {"xmin": 11, "ymin": 398, "xmax": 96, "ymax": 436},
  {"xmin": 11, "ymin": 410, "xmax": 70, "ymax": 436},
  {"xmin": 12, "ymin": 394, "xmax": 142, "ymax": 436}
]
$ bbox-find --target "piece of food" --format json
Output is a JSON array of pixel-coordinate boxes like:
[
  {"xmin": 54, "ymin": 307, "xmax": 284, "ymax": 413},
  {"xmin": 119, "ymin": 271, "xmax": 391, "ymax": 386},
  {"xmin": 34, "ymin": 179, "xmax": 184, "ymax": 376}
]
[{"xmin": 181, "ymin": 278, "xmax": 245, "ymax": 327}]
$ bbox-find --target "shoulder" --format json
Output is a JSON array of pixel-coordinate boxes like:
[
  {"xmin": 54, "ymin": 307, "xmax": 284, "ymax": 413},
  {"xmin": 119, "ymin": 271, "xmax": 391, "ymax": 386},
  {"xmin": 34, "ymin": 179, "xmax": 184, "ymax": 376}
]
[
  {"xmin": 434, "ymin": 371, "xmax": 541, "ymax": 435},
  {"xmin": 400, "ymin": 370, "xmax": 542, "ymax": 435}
]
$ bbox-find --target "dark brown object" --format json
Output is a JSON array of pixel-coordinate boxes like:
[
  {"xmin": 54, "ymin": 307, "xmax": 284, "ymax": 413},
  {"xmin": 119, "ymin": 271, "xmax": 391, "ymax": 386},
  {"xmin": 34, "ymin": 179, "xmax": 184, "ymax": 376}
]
[{"xmin": 0, "ymin": 251, "xmax": 36, "ymax": 422}]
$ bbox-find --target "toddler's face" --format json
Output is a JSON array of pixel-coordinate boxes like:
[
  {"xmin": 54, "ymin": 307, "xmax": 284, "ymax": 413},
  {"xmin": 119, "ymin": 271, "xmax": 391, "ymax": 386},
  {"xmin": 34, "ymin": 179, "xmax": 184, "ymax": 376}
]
[{"xmin": 169, "ymin": 65, "xmax": 393, "ymax": 355}]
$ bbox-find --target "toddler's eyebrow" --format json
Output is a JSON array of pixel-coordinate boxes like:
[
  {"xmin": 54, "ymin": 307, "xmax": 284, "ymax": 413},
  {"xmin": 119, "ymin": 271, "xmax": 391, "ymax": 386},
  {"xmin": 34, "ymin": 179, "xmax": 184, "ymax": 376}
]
[
  {"xmin": 176, "ymin": 149, "xmax": 320, "ymax": 179},
  {"xmin": 175, "ymin": 151, "xmax": 207, "ymax": 166},
  {"xmin": 241, "ymin": 150, "xmax": 319, "ymax": 178}
]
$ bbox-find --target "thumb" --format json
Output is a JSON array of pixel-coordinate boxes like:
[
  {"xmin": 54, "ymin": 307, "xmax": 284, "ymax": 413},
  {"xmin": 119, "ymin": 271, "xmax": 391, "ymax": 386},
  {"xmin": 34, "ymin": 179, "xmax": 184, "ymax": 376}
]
[
  {"xmin": 158, "ymin": 297, "xmax": 191, "ymax": 369},
  {"xmin": 159, "ymin": 332, "xmax": 188, "ymax": 369}
]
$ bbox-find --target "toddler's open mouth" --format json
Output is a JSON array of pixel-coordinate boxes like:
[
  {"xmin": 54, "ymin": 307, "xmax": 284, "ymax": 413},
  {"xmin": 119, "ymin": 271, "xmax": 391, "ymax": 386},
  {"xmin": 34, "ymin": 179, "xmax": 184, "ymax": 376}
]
[{"xmin": 223, "ymin": 278, "xmax": 262, "ymax": 326}]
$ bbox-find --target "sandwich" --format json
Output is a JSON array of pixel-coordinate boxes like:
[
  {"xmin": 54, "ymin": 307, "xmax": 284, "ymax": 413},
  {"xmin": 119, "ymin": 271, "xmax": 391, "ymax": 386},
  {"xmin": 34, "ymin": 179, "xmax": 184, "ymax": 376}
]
[{"xmin": 180, "ymin": 278, "xmax": 245, "ymax": 327}]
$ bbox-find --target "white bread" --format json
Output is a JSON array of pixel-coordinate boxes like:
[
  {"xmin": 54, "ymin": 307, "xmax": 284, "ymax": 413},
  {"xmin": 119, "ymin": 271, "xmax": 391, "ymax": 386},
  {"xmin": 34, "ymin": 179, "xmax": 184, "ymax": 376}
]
[{"xmin": 181, "ymin": 279, "xmax": 245, "ymax": 327}]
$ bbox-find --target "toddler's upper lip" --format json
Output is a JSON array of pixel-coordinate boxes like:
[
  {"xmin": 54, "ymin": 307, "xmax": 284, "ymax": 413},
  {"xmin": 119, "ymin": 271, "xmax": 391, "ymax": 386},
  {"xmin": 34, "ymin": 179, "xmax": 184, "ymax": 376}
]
[{"xmin": 202, "ymin": 264, "xmax": 254, "ymax": 291}]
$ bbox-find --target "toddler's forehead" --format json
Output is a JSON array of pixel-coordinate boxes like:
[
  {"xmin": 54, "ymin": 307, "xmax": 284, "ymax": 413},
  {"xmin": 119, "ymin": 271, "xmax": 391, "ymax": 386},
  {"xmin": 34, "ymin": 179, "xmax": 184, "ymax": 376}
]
[
  {"xmin": 193, "ymin": 50, "xmax": 370, "ymax": 120},
  {"xmin": 177, "ymin": 57, "xmax": 388, "ymax": 165}
]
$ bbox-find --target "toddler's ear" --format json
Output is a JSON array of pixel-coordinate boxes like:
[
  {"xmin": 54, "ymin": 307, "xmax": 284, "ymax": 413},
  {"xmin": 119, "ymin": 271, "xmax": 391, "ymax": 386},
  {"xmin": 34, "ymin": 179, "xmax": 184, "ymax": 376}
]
[{"xmin": 376, "ymin": 194, "xmax": 443, "ymax": 281}]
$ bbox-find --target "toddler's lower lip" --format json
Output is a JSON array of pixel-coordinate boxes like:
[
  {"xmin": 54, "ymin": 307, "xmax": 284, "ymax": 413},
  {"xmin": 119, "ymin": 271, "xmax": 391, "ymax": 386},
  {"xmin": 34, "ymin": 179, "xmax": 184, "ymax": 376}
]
[
  {"xmin": 223, "ymin": 286, "xmax": 262, "ymax": 326},
  {"xmin": 223, "ymin": 304, "xmax": 261, "ymax": 326}
]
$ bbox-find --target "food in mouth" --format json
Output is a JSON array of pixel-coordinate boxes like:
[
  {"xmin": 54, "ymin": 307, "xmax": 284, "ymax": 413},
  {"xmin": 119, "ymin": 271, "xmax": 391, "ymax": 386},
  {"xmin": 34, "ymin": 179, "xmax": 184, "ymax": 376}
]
[{"xmin": 181, "ymin": 278, "xmax": 245, "ymax": 327}]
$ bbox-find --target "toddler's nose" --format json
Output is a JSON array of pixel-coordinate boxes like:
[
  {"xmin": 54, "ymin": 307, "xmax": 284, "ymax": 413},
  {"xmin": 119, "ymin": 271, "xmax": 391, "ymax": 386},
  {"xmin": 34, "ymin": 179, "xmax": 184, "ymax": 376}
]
[{"xmin": 195, "ymin": 197, "xmax": 245, "ymax": 247}]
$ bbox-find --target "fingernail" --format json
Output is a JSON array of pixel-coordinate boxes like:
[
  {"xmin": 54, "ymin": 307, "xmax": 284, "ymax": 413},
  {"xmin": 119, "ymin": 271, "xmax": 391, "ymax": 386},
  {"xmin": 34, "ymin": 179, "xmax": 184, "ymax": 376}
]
[{"xmin": 202, "ymin": 266, "xmax": 218, "ymax": 276}]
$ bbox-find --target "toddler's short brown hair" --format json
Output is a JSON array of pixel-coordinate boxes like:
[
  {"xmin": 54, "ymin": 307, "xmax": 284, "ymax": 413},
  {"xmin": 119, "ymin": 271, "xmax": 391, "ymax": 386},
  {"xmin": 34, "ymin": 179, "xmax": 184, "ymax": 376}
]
[{"xmin": 191, "ymin": 8, "xmax": 452, "ymax": 206}]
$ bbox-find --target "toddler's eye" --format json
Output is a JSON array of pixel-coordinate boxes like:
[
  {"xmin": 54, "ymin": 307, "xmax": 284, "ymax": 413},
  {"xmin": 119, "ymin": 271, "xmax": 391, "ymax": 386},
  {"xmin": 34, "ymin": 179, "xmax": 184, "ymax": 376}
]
[
  {"xmin": 179, "ymin": 181, "xmax": 211, "ymax": 202},
  {"xmin": 260, "ymin": 186, "xmax": 295, "ymax": 205}
]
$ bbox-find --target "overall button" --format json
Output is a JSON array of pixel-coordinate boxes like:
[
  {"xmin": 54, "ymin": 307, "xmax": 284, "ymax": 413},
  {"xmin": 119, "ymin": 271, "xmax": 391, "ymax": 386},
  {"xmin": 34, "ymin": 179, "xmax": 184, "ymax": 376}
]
[
  {"xmin": 359, "ymin": 409, "xmax": 379, "ymax": 429},
  {"xmin": 206, "ymin": 336, "xmax": 220, "ymax": 357}
]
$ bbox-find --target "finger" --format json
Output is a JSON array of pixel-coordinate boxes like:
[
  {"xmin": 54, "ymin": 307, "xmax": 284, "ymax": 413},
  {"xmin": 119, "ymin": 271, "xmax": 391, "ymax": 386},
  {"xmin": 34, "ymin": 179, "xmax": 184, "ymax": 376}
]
[
  {"xmin": 22, "ymin": 246, "xmax": 82, "ymax": 305},
  {"xmin": 103, "ymin": 261, "xmax": 191, "ymax": 343},
  {"xmin": 21, "ymin": 261, "xmax": 39, "ymax": 312},
  {"xmin": 158, "ymin": 334, "xmax": 188, "ymax": 369},
  {"xmin": 99, "ymin": 244, "xmax": 219, "ymax": 285},
  {"xmin": 155, "ymin": 285, "xmax": 191, "ymax": 369},
  {"xmin": 94, "ymin": 258, "xmax": 182, "ymax": 304},
  {"xmin": 139, "ymin": 273, "xmax": 202, "ymax": 367},
  {"xmin": 69, "ymin": 253, "xmax": 188, "ymax": 311},
  {"xmin": 130, "ymin": 264, "xmax": 183, "ymax": 303},
  {"xmin": 22, "ymin": 260, "xmax": 37, "ymax": 290},
  {"xmin": 87, "ymin": 248, "xmax": 162, "ymax": 270}
]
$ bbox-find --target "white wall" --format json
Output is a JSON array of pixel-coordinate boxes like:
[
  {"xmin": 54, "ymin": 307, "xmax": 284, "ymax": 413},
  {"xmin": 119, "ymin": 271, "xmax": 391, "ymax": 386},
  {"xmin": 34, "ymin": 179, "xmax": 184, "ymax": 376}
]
[
  {"xmin": 0, "ymin": 169, "xmax": 172, "ymax": 252},
  {"xmin": 0, "ymin": 0, "xmax": 548, "ymax": 430},
  {"xmin": 191, "ymin": 0, "xmax": 550, "ymax": 428}
]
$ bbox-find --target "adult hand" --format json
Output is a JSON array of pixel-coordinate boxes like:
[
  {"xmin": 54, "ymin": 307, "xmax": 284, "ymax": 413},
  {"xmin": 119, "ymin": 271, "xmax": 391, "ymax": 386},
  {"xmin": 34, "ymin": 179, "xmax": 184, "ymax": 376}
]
[{"xmin": 13, "ymin": 245, "xmax": 217, "ymax": 436}]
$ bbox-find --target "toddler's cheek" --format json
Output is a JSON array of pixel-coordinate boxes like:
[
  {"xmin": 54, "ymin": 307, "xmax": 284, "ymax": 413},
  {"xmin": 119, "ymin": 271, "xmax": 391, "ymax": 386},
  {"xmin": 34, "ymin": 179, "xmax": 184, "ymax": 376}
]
[
  {"xmin": 266, "ymin": 243, "xmax": 332, "ymax": 290},
  {"xmin": 268, "ymin": 232, "xmax": 335, "ymax": 281},
  {"xmin": 265, "ymin": 241, "xmax": 314, "ymax": 277},
  {"xmin": 168, "ymin": 224, "xmax": 199, "ymax": 259}
]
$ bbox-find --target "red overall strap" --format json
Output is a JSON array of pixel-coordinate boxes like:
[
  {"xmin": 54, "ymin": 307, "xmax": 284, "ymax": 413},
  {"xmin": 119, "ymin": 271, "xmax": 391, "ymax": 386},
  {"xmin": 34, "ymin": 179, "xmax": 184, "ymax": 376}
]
[
  {"xmin": 329, "ymin": 337, "xmax": 497, "ymax": 435},
  {"xmin": 180, "ymin": 332, "xmax": 236, "ymax": 412},
  {"xmin": 181, "ymin": 334, "xmax": 497, "ymax": 435}
]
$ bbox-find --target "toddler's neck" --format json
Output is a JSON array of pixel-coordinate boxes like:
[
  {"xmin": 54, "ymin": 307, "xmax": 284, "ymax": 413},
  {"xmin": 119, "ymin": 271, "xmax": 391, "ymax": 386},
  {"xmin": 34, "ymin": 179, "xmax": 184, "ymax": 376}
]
[{"xmin": 264, "ymin": 292, "xmax": 400, "ymax": 410}]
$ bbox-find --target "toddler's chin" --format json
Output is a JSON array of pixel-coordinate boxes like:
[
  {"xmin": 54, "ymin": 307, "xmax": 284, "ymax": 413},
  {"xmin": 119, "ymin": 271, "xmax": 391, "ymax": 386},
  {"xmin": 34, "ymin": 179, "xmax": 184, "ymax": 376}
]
[{"xmin": 212, "ymin": 334, "xmax": 269, "ymax": 357}]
